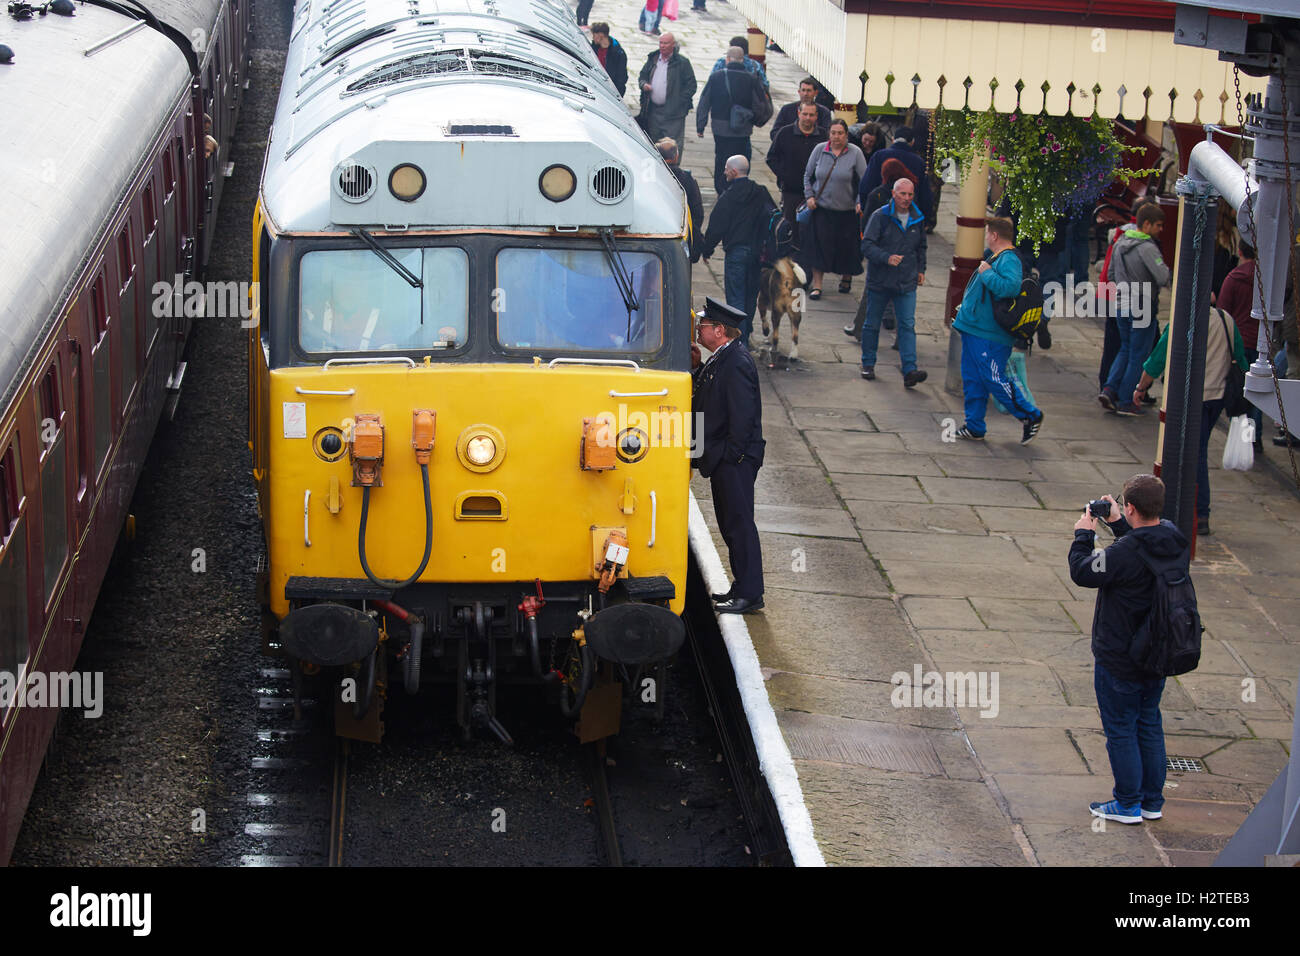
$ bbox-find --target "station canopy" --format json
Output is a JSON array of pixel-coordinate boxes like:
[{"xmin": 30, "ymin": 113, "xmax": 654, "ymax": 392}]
[{"xmin": 729, "ymin": 0, "xmax": 1268, "ymax": 122}]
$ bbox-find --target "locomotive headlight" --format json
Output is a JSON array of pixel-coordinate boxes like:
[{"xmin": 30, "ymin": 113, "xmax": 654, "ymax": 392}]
[
  {"xmin": 456, "ymin": 424, "xmax": 506, "ymax": 473},
  {"xmin": 389, "ymin": 163, "xmax": 426, "ymax": 201},
  {"xmin": 466, "ymin": 435, "xmax": 495, "ymax": 465},
  {"xmin": 539, "ymin": 164, "xmax": 576, "ymax": 202}
]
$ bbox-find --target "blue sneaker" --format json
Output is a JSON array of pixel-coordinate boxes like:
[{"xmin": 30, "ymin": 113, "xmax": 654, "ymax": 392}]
[{"xmin": 1090, "ymin": 800, "xmax": 1142, "ymax": 824}]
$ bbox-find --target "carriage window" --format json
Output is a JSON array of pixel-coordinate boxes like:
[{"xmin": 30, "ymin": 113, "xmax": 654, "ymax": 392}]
[
  {"xmin": 298, "ymin": 247, "xmax": 469, "ymax": 353},
  {"xmin": 143, "ymin": 184, "xmax": 157, "ymax": 242},
  {"xmin": 494, "ymin": 249, "xmax": 663, "ymax": 353},
  {"xmin": 0, "ymin": 441, "xmax": 28, "ymax": 695},
  {"xmin": 163, "ymin": 145, "xmax": 176, "ymax": 197},
  {"xmin": 38, "ymin": 363, "xmax": 68, "ymax": 606},
  {"xmin": 90, "ymin": 272, "xmax": 113, "ymax": 472}
]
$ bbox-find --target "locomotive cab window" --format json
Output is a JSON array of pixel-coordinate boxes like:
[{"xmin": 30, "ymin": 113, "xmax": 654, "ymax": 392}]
[
  {"xmin": 298, "ymin": 247, "xmax": 468, "ymax": 354},
  {"xmin": 494, "ymin": 248, "xmax": 663, "ymax": 353}
]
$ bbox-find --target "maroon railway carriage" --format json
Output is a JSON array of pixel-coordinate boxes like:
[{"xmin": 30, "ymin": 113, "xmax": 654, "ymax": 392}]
[{"xmin": 0, "ymin": 0, "xmax": 250, "ymax": 864}]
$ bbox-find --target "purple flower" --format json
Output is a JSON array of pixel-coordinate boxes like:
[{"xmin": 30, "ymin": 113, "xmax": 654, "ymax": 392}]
[
  {"xmin": 1052, "ymin": 143, "xmax": 1062, "ymax": 152},
  {"xmin": 1099, "ymin": 145, "xmax": 1106, "ymax": 152},
  {"xmin": 1040, "ymin": 147, "xmax": 1049, "ymax": 154},
  {"xmin": 1010, "ymin": 113, "xmax": 1018, "ymax": 122}
]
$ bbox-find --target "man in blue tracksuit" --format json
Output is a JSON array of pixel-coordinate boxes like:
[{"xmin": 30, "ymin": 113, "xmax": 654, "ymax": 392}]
[
  {"xmin": 859, "ymin": 177, "xmax": 928, "ymax": 387},
  {"xmin": 950, "ymin": 215, "xmax": 1045, "ymax": 444}
]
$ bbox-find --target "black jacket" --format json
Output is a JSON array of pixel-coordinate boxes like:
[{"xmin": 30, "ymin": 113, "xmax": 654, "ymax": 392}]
[
  {"xmin": 691, "ymin": 340, "xmax": 765, "ymax": 478},
  {"xmin": 765, "ymin": 123, "xmax": 828, "ymax": 195},
  {"xmin": 593, "ymin": 38, "xmax": 628, "ymax": 96},
  {"xmin": 696, "ymin": 62, "xmax": 759, "ymax": 138},
  {"xmin": 859, "ymin": 143, "xmax": 931, "ymax": 215},
  {"xmin": 770, "ymin": 101, "xmax": 833, "ymax": 139},
  {"xmin": 670, "ymin": 165, "xmax": 705, "ymax": 262},
  {"xmin": 701, "ymin": 177, "xmax": 775, "ymax": 259},
  {"xmin": 1069, "ymin": 517, "xmax": 1191, "ymax": 681}
]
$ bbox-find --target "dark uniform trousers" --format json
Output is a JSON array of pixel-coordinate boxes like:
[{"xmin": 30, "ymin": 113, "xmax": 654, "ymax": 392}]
[{"xmin": 710, "ymin": 459, "xmax": 762, "ymax": 600}]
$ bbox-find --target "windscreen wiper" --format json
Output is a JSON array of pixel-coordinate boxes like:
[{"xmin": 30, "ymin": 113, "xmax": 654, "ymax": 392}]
[
  {"xmin": 598, "ymin": 227, "xmax": 641, "ymax": 318},
  {"xmin": 350, "ymin": 227, "xmax": 423, "ymax": 289}
]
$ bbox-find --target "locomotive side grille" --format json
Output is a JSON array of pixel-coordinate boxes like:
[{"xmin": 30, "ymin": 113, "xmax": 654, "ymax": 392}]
[
  {"xmin": 344, "ymin": 49, "xmax": 591, "ymax": 98},
  {"xmin": 336, "ymin": 163, "xmax": 376, "ymax": 202},
  {"xmin": 589, "ymin": 163, "xmax": 628, "ymax": 204}
]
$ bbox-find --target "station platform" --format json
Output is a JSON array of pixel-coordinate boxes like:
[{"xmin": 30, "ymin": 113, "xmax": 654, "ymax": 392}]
[{"xmin": 573, "ymin": 0, "xmax": 1300, "ymax": 866}]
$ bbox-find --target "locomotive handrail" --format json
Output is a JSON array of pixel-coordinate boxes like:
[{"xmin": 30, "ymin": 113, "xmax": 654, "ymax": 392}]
[
  {"xmin": 323, "ymin": 356, "xmax": 417, "ymax": 369},
  {"xmin": 608, "ymin": 389, "xmax": 668, "ymax": 398},
  {"xmin": 546, "ymin": 357, "xmax": 641, "ymax": 370},
  {"xmin": 295, "ymin": 387, "xmax": 357, "ymax": 396}
]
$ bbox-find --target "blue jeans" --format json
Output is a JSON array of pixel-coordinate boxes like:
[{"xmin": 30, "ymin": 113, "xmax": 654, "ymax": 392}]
[
  {"xmin": 724, "ymin": 244, "xmax": 760, "ymax": 344},
  {"xmin": 1094, "ymin": 662, "xmax": 1166, "ymax": 811},
  {"xmin": 1105, "ymin": 309, "xmax": 1158, "ymax": 402},
  {"xmin": 1198, "ymin": 398, "xmax": 1225, "ymax": 520},
  {"xmin": 959, "ymin": 332, "xmax": 1040, "ymax": 435},
  {"xmin": 639, "ymin": 4, "xmax": 664, "ymax": 30},
  {"xmin": 861, "ymin": 287, "xmax": 917, "ymax": 374}
]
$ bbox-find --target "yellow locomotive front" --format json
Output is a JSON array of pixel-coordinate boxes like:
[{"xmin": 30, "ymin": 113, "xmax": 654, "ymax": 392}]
[{"xmin": 250, "ymin": 188, "xmax": 695, "ymax": 741}]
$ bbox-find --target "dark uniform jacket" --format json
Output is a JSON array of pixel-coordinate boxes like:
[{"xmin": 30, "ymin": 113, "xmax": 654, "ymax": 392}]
[
  {"xmin": 765, "ymin": 123, "xmax": 828, "ymax": 195},
  {"xmin": 691, "ymin": 340, "xmax": 765, "ymax": 478},
  {"xmin": 593, "ymin": 38, "xmax": 628, "ymax": 96},
  {"xmin": 1068, "ymin": 517, "xmax": 1191, "ymax": 682},
  {"xmin": 700, "ymin": 177, "xmax": 775, "ymax": 259},
  {"xmin": 637, "ymin": 50, "xmax": 696, "ymax": 120},
  {"xmin": 670, "ymin": 165, "xmax": 705, "ymax": 262}
]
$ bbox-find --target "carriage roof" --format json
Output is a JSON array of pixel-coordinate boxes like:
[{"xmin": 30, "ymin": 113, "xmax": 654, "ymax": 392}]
[{"xmin": 0, "ymin": 3, "xmax": 198, "ymax": 406}]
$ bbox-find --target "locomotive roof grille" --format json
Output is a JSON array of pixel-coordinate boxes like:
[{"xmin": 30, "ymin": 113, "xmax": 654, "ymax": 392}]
[
  {"xmin": 321, "ymin": 25, "xmax": 396, "ymax": 66},
  {"xmin": 344, "ymin": 47, "xmax": 592, "ymax": 98}
]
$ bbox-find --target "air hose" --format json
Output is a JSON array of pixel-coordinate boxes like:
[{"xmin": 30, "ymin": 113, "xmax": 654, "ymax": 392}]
[{"xmin": 358, "ymin": 462, "xmax": 433, "ymax": 591}]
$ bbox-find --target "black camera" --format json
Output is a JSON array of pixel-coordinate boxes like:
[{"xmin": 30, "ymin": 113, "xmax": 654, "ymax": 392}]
[{"xmin": 1088, "ymin": 499, "xmax": 1112, "ymax": 520}]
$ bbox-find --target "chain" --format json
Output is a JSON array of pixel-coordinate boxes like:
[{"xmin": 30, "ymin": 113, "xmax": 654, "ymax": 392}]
[{"xmin": 1236, "ymin": 64, "xmax": 1300, "ymax": 490}]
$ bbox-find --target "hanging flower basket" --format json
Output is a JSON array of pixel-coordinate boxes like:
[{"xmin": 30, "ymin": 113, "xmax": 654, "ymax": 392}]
[{"xmin": 936, "ymin": 108, "xmax": 1157, "ymax": 251}]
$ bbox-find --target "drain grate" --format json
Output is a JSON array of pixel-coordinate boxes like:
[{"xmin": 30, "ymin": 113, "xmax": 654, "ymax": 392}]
[{"xmin": 1167, "ymin": 756, "xmax": 1206, "ymax": 773}]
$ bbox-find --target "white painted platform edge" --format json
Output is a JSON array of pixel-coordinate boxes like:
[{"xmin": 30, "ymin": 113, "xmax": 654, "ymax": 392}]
[{"xmin": 687, "ymin": 492, "xmax": 826, "ymax": 867}]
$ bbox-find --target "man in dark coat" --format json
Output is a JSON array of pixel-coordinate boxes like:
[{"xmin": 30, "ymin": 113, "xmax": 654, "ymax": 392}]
[
  {"xmin": 638, "ymin": 33, "xmax": 696, "ymax": 160},
  {"xmin": 859, "ymin": 176, "xmax": 928, "ymax": 387},
  {"xmin": 857, "ymin": 128, "xmax": 932, "ymax": 222},
  {"xmin": 695, "ymin": 46, "xmax": 759, "ymax": 196},
  {"xmin": 771, "ymin": 77, "xmax": 833, "ymax": 137},
  {"xmin": 691, "ymin": 297, "xmax": 765, "ymax": 614},
  {"xmin": 700, "ymin": 155, "xmax": 776, "ymax": 347},
  {"xmin": 590, "ymin": 23, "xmax": 627, "ymax": 97},
  {"xmin": 765, "ymin": 101, "xmax": 826, "ymax": 247},
  {"xmin": 1068, "ymin": 473, "xmax": 1189, "ymax": 826},
  {"xmin": 657, "ymin": 137, "xmax": 703, "ymax": 262}
]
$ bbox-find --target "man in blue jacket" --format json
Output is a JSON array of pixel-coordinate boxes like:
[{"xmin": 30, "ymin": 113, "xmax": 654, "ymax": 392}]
[
  {"xmin": 950, "ymin": 216, "xmax": 1045, "ymax": 444},
  {"xmin": 859, "ymin": 177, "xmax": 927, "ymax": 387},
  {"xmin": 1068, "ymin": 474, "xmax": 1188, "ymax": 824}
]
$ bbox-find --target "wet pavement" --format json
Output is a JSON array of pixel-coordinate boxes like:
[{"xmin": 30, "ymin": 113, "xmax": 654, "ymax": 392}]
[{"xmin": 575, "ymin": 0, "xmax": 1300, "ymax": 865}]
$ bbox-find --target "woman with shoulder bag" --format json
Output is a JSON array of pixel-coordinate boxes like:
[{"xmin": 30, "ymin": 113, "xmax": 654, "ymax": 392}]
[
  {"xmin": 801, "ymin": 119, "xmax": 868, "ymax": 299},
  {"xmin": 1134, "ymin": 305, "xmax": 1249, "ymax": 537}
]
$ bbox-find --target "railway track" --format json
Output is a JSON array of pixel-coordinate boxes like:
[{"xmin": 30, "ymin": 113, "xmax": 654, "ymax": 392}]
[{"xmin": 585, "ymin": 743, "xmax": 622, "ymax": 867}]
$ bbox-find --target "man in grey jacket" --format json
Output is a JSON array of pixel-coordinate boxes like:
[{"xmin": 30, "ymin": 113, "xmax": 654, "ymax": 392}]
[
  {"xmin": 1099, "ymin": 205, "xmax": 1170, "ymax": 416},
  {"xmin": 859, "ymin": 178, "xmax": 928, "ymax": 387},
  {"xmin": 638, "ymin": 33, "xmax": 697, "ymax": 161}
]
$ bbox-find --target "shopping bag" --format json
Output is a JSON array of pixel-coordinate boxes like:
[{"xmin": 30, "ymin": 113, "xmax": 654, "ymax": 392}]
[
  {"xmin": 1222, "ymin": 415, "xmax": 1255, "ymax": 471},
  {"xmin": 662, "ymin": 0, "xmax": 679, "ymax": 19},
  {"xmin": 991, "ymin": 349, "xmax": 1036, "ymax": 415}
]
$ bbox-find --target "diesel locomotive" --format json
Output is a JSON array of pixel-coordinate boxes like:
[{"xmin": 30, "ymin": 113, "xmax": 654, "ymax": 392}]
[{"xmin": 252, "ymin": 0, "xmax": 695, "ymax": 742}]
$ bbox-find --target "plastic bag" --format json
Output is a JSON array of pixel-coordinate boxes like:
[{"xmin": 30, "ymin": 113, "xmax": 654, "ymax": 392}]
[
  {"xmin": 1222, "ymin": 415, "xmax": 1255, "ymax": 471},
  {"xmin": 662, "ymin": 0, "xmax": 679, "ymax": 19},
  {"xmin": 991, "ymin": 349, "xmax": 1036, "ymax": 415}
]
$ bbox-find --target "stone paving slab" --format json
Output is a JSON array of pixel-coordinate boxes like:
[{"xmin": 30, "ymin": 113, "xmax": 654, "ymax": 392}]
[{"xmin": 591, "ymin": 0, "xmax": 1300, "ymax": 867}]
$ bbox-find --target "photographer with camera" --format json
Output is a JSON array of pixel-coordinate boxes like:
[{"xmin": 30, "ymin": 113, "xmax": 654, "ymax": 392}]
[{"xmin": 1067, "ymin": 474, "xmax": 1191, "ymax": 826}]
